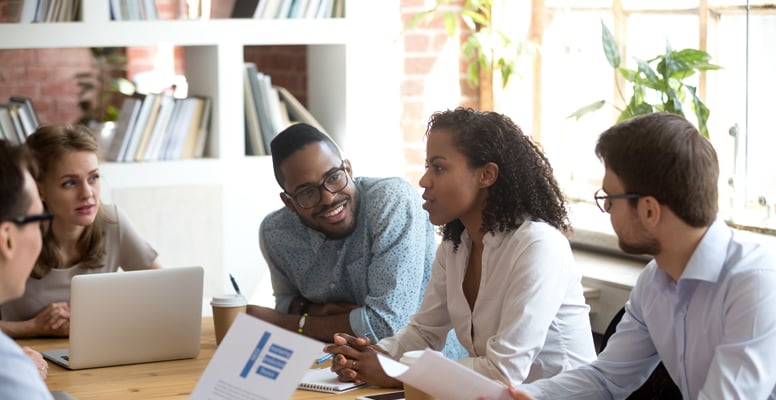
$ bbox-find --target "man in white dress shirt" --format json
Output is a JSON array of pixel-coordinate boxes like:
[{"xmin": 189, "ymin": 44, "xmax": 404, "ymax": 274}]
[{"xmin": 507, "ymin": 113, "xmax": 776, "ymax": 400}]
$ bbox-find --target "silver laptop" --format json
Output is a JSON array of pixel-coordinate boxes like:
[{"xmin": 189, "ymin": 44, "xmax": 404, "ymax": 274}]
[{"xmin": 43, "ymin": 266, "xmax": 204, "ymax": 369}]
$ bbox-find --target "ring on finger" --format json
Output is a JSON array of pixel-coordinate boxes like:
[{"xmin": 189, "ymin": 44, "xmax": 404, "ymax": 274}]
[{"xmin": 352, "ymin": 359, "xmax": 358, "ymax": 369}]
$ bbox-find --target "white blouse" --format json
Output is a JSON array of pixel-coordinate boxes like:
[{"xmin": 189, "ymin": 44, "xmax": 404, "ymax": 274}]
[{"xmin": 378, "ymin": 220, "xmax": 596, "ymax": 384}]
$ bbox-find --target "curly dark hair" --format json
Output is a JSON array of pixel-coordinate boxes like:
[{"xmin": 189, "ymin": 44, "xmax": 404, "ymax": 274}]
[{"xmin": 426, "ymin": 108, "xmax": 570, "ymax": 249}]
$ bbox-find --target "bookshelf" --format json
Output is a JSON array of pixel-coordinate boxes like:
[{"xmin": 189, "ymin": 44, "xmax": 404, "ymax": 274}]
[{"xmin": 0, "ymin": 1, "xmax": 402, "ymax": 306}]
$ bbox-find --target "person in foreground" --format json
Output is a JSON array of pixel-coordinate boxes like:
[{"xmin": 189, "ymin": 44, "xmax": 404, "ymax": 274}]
[
  {"xmin": 326, "ymin": 108, "xmax": 596, "ymax": 387},
  {"xmin": 0, "ymin": 140, "xmax": 55, "ymax": 399},
  {"xmin": 247, "ymin": 123, "xmax": 463, "ymax": 356},
  {"xmin": 502, "ymin": 112, "xmax": 776, "ymax": 400},
  {"xmin": 0, "ymin": 124, "xmax": 161, "ymax": 338}
]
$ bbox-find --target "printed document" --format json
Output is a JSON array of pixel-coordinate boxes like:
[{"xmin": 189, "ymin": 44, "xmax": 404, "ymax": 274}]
[
  {"xmin": 191, "ymin": 313, "xmax": 324, "ymax": 400},
  {"xmin": 377, "ymin": 349, "xmax": 511, "ymax": 400}
]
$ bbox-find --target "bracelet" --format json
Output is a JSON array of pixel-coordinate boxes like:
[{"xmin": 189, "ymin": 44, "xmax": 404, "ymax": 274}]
[
  {"xmin": 298, "ymin": 298, "xmax": 309, "ymax": 316},
  {"xmin": 297, "ymin": 313, "xmax": 308, "ymax": 334}
]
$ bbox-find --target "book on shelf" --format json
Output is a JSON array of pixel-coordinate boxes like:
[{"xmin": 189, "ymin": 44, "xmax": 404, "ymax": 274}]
[
  {"xmin": 104, "ymin": 93, "xmax": 211, "ymax": 162},
  {"xmin": 0, "ymin": 105, "xmax": 19, "ymax": 144},
  {"xmin": 19, "ymin": 0, "xmax": 38, "ymax": 22},
  {"xmin": 105, "ymin": 94, "xmax": 143, "ymax": 161},
  {"xmin": 276, "ymin": 0, "xmax": 294, "ymax": 19},
  {"xmin": 260, "ymin": 0, "xmax": 283, "ymax": 19},
  {"xmin": 121, "ymin": 93, "xmax": 154, "ymax": 161},
  {"xmin": 109, "ymin": 0, "xmax": 158, "ymax": 21},
  {"xmin": 243, "ymin": 64, "xmax": 326, "ymax": 156},
  {"xmin": 229, "ymin": 0, "xmax": 260, "ymax": 18},
  {"xmin": 142, "ymin": 94, "xmax": 176, "ymax": 161},
  {"xmin": 243, "ymin": 63, "xmax": 265, "ymax": 156},
  {"xmin": 159, "ymin": 98, "xmax": 190, "ymax": 160},
  {"xmin": 0, "ymin": 96, "xmax": 41, "ymax": 144},
  {"xmin": 132, "ymin": 93, "xmax": 163, "ymax": 161},
  {"xmin": 244, "ymin": 64, "xmax": 275, "ymax": 154},
  {"xmin": 178, "ymin": 96, "xmax": 212, "ymax": 159},
  {"xmin": 276, "ymin": 86, "xmax": 325, "ymax": 133},
  {"xmin": 9, "ymin": 96, "xmax": 40, "ymax": 136}
]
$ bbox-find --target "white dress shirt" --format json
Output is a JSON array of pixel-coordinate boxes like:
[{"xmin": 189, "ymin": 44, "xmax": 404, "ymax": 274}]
[
  {"xmin": 520, "ymin": 219, "xmax": 776, "ymax": 399},
  {"xmin": 378, "ymin": 220, "xmax": 596, "ymax": 384}
]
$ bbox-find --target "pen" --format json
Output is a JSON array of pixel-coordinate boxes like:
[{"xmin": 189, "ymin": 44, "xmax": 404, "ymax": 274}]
[
  {"xmin": 229, "ymin": 273, "xmax": 241, "ymax": 295},
  {"xmin": 316, "ymin": 332, "xmax": 372, "ymax": 364}
]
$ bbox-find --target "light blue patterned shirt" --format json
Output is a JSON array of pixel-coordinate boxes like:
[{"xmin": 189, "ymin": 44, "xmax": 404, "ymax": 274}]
[
  {"xmin": 520, "ymin": 218, "xmax": 776, "ymax": 399},
  {"xmin": 259, "ymin": 177, "xmax": 436, "ymax": 340}
]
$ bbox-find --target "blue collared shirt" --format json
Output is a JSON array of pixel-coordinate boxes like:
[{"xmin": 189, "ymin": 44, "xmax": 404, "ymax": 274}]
[
  {"xmin": 520, "ymin": 218, "xmax": 776, "ymax": 399},
  {"xmin": 0, "ymin": 332, "xmax": 53, "ymax": 399},
  {"xmin": 259, "ymin": 176, "xmax": 436, "ymax": 340}
]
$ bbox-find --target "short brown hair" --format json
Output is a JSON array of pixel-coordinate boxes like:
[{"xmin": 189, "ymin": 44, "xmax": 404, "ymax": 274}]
[
  {"xmin": 595, "ymin": 112, "xmax": 718, "ymax": 227},
  {"xmin": 0, "ymin": 140, "xmax": 36, "ymax": 220}
]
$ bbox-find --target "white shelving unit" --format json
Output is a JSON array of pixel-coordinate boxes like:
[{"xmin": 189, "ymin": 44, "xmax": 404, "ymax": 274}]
[{"xmin": 0, "ymin": 1, "xmax": 403, "ymax": 306}]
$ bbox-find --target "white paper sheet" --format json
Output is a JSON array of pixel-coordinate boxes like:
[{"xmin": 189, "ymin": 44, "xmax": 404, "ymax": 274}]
[
  {"xmin": 377, "ymin": 350, "xmax": 511, "ymax": 400},
  {"xmin": 191, "ymin": 313, "xmax": 324, "ymax": 400}
]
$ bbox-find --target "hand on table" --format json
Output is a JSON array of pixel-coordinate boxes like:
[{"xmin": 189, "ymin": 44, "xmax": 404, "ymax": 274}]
[
  {"xmin": 22, "ymin": 346, "xmax": 48, "ymax": 380},
  {"xmin": 326, "ymin": 333, "xmax": 402, "ymax": 388},
  {"xmin": 31, "ymin": 302, "xmax": 70, "ymax": 336}
]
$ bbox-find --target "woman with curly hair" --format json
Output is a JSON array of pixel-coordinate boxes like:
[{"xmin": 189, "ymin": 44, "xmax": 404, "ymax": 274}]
[{"xmin": 326, "ymin": 108, "xmax": 596, "ymax": 387}]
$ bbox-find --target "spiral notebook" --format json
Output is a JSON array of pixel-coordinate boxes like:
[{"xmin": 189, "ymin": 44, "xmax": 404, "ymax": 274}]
[{"xmin": 298, "ymin": 368, "xmax": 367, "ymax": 393}]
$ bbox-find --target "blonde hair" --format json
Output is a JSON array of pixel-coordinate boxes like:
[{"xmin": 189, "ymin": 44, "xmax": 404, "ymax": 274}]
[{"xmin": 24, "ymin": 123, "xmax": 109, "ymax": 278}]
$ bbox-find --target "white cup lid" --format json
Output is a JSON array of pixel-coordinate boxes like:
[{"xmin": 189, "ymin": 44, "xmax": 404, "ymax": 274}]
[
  {"xmin": 210, "ymin": 293, "xmax": 247, "ymax": 307},
  {"xmin": 399, "ymin": 350, "xmax": 426, "ymax": 365}
]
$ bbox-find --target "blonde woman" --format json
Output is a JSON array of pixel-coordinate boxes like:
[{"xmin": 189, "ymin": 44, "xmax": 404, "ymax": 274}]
[{"xmin": 0, "ymin": 123, "xmax": 160, "ymax": 338}]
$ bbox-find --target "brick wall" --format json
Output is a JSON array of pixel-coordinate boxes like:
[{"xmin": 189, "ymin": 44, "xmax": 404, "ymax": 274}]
[{"xmin": 398, "ymin": 0, "xmax": 476, "ymax": 183}]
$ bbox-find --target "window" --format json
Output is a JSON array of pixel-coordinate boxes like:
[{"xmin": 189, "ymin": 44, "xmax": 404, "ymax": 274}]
[{"xmin": 496, "ymin": 0, "xmax": 776, "ymax": 239}]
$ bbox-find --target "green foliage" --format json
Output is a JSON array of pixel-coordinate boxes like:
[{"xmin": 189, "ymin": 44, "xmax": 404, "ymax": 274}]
[
  {"xmin": 403, "ymin": 0, "xmax": 527, "ymax": 88},
  {"xmin": 76, "ymin": 47, "xmax": 135, "ymax": 124},
  {"xmin": 568, "ymin": 21, "xmax": 721, "ymax": 138}
]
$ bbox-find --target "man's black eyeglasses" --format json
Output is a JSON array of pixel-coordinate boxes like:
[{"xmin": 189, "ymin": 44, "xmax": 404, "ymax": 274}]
[
  {"xmin": 1, "ymin": 212, "xmax": 54, "ymax": 236},
  {"xmin": 285, "ymin": 163, "xmax": 349, "ymax": 209},
  {"xmin": 594, "ymin": 189, "xmax": 643, "ymax": 213}
]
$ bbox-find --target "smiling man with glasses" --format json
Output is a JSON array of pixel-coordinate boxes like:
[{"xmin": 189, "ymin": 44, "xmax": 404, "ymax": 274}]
[
  {"xmin": 503, "ymin": 112, "xmax": 776, "ymax": 400},
  {"xmin": 246, "ymin": 123, "xmax": 464, "ymax": 358},
  {"xmin": 0, "ymin": 140, "xmax": 54, "ymax": 399}
]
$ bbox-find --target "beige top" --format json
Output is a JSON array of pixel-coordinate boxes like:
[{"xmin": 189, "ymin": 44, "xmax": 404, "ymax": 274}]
[{"xmin": 0, "ymin": 204, "xmax": 158, "ymax": 321}]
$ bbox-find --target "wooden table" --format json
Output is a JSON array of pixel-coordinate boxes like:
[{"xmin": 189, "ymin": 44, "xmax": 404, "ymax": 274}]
[{"xmin": 18, "ymin": 317, "xmax": 395, "ymax": 400}]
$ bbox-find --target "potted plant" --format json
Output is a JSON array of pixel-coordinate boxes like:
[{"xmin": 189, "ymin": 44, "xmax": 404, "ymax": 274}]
[
  {"xmin": 403, "ymin": 0, "xmax": 531, "ymax": 110},
  {"xmin": 75, "ymin": 47, "xmax": 136, "ymax": 126},
  {"xmin": 568, "ymin": 21, "xmax": 720, "ymax": 138}
]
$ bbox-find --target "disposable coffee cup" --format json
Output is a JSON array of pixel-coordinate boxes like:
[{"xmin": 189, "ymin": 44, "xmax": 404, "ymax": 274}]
[
  {"xmin": 400, "ymin": 350, "xmax": 437, "ymax": 400},
  {"xmin": 211, "ymin": 294, "xmax": 248, "ymax": 345}
]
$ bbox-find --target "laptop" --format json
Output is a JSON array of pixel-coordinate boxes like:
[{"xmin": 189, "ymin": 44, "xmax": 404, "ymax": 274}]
[{"xmin": 43, "ymin": 266, "xmax": 204, "ymax": 369}]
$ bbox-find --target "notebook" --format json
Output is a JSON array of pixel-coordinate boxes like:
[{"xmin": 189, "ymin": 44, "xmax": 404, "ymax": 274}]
[
  {"xmin": 298, "ymin": 368, "xmax": 367, "ymax": 393},
  {"xmin": 42, "ymin": 266, "xmax": 204, "ymax": 370}
]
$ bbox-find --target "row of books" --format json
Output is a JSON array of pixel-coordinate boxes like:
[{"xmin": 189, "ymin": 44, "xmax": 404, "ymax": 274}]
[
  {"xmin": 16, "ymin": 0, "xmax": 80, "ymax": 22},
  {"xmin": 110, "ymin": 0, "xmax": 158, "ymax": 21},
  {"xmin": 243, "ymin": 63, "xmax": 325, "ymax": 156},
  {"xmin": 0, "ymin": 96, "xmax": 40, "ymax": 144},
  {"xmin": 230, "ymin": 0, "xmax": 344, "ymax": 19},
  {"xmin": 103, "ymin": 93, "xmax": 211, "ymax": 162}
]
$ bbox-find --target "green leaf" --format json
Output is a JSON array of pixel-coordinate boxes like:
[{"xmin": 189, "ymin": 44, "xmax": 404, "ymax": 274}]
[
  {"xmin": 567, "ymin": 100, "xmax": 606, "ymax": 120},
  {"xmin": 443, "ymin": 12, "xmax": 458, "ymax": 37},
  {"xmin": 687, "ymin": 86, "xmax": 711, "ymax": 138},
  {"xmin": 601, "ymin": 21, "xmax": 620, "ymax": 69},
  {"xmin": 462, "ymin": 8, "xmax": 488, "ymax": 27},
  {"xmin": 634, "ymin": 58, "xmax": 659, "ymax": 86}
]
